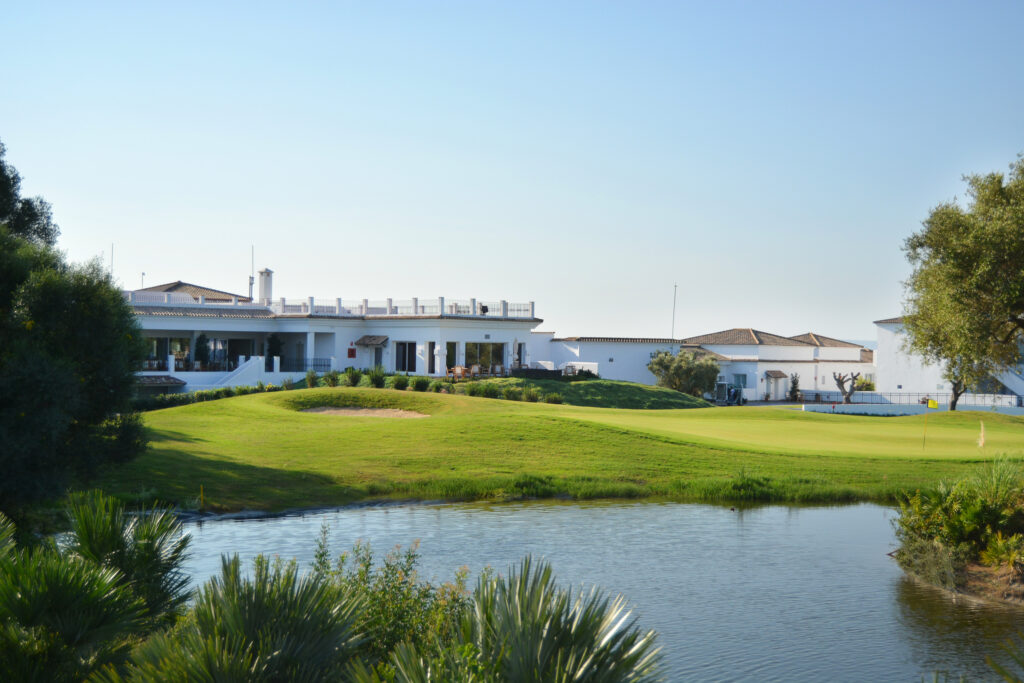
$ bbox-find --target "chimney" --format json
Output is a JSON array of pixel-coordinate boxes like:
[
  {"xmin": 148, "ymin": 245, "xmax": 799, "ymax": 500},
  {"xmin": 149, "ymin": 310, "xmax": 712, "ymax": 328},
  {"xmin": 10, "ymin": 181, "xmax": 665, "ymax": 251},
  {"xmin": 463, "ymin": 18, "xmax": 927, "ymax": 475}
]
[{"xmin": 258, "ymin": 269, "xmax": 273, "ymax": 304}]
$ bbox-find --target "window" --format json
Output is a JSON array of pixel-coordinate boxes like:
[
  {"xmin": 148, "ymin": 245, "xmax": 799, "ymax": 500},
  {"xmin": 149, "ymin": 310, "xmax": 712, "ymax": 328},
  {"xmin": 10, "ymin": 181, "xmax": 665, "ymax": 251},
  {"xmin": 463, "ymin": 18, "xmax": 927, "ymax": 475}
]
[
  {"xmin": 396, "ymin": 342, "xmax": 417, "ymax": 372},
  {"xmin": 465, "ymin": 342, "xmax": 505, "ymax": 369},
  {"xmin": 732, "ymin": 374, "xmax": 747, "ymax": 388}
]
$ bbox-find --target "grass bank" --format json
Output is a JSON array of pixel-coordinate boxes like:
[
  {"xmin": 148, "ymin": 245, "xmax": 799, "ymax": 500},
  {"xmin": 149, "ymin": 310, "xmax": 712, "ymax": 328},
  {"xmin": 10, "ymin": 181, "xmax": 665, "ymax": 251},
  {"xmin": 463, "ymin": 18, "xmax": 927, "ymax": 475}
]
[
  {"xmin": 461, "ymin": 377, "xmax": 710, "ymax": 409},
  {"xmin": 91, "ymin": 388, "xmax": 1024, "ymax": 511}
]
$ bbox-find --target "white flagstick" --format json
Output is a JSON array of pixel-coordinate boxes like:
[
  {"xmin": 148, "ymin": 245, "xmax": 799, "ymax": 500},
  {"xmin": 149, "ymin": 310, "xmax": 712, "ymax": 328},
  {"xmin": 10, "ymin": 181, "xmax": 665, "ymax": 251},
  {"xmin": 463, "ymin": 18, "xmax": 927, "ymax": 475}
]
[{"xmin": 978, "ymin": 420, "xmax": 985, "ymax": 448}]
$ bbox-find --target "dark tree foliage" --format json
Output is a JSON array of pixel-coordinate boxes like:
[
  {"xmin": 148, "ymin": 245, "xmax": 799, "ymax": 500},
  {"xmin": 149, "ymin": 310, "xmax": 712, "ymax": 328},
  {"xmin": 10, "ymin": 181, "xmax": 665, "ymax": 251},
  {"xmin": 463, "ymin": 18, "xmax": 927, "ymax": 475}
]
[
  {"xmin": 0, "ymin": 147, "xmax": 146, "ymax": 514},
  {"xmin": 0, "ymin": 140, "xmax": 59, "ymax": 246}
]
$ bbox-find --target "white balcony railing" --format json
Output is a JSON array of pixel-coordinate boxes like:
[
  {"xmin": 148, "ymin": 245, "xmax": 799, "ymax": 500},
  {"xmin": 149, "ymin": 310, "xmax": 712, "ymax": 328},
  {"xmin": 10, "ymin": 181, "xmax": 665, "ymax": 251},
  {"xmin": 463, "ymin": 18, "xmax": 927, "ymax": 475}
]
[{"xmin": 126, "ymin": 291, "xmax": 535, "ymax": 318}]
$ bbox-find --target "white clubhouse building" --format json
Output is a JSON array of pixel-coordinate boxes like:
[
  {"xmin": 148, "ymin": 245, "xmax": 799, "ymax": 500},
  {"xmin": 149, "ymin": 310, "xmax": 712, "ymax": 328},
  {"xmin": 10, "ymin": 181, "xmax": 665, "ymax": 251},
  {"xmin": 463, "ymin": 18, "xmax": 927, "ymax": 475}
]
[{"xmin": 130, "ymin": 269, "xmax": 1020, "ymax": 410}]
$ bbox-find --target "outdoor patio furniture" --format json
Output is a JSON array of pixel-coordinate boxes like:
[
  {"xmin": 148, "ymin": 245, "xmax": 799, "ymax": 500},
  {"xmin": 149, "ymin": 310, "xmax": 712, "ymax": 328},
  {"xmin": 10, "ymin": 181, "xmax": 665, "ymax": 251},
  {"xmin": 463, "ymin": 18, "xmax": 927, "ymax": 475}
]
[
  {"xmin": 492, "ymin": 364, "xmax": 504, "ymax": 377},
  {"xmin": 470, "ymin": 364, "xmax": 481, "ymax": 377}
]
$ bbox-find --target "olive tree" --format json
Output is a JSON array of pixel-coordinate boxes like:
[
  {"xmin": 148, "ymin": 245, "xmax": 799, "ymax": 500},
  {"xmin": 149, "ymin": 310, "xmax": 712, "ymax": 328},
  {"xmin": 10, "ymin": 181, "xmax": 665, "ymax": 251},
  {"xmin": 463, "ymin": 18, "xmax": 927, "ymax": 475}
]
[
  {"xmin": 902, "ymin": 156, "xmax": 1024, "ymax": 410},
  {"xmin": 647, "ymin": 349, "xmax": 719, "ymax": 397}
]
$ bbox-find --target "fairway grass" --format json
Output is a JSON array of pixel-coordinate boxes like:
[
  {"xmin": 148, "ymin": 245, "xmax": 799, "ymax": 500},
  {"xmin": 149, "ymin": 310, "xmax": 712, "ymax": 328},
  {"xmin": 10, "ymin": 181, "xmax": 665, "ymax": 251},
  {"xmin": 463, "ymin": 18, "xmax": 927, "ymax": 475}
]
[{"xmin": 93, "ymin": 388, "xmax": 1024, "ymax": 512}]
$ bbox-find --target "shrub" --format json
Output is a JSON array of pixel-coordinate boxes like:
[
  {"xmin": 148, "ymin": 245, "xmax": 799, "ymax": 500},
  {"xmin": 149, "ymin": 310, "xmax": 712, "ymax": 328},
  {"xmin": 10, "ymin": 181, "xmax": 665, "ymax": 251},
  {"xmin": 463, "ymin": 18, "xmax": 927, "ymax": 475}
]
[
  {"xmin": 894, "ymin": 459, "xmax": 1024, "ymax": 587},
  {"xmin": 429, "ymin": 380, "xmax": 455, "ymax": 394},
  {"xmin": 66, "ymin": 491, "xmax": 192, "ymax": 630},
  {"xmin": 522, "ymin": 387, "xmax": 540, "ymax": 402},
  {"xmin": 411, "ymin": 377, "xmax": 430, "ymax": 392},
  {"xmin": 464, "ymin": 382, "xmax": 484, "ymax": 397},
  {"xmin": 313, "ymin": 533, "xmax": 470, "ymax": 665},
  {"xmin": 575, "ymin": 369, "xmax": 599, "ymax": 379},
  {"xmin": 367, "ymin": 365, "xmax": 387, "ymax": 388},
  {"xmin": 390, "ymin": 374, "xmax": 409, "ymax": 391},
  {"xmin": 502, "ymin": 386, "xmax": 523, "ymax": 401},
  {"xmin": 344, "ymin": 367, "xmax": 363, "ymax": 387},
  {"xmin": 120, "ymin": 555, "xmax": 364, "ymax": 681},
  {"xmin": 544, "ymin": 392, "xmax": 563, "ymax": 404},
  {"xmin": 854, "ymin": 376, "xmax": 876, "ymax": 391},
  {"xmin": 256, "ymin": 380, "xmax": 265, "ymax": 391},
  {"xmin": 481, "ymin": 382, "xmax": 501, "ymax": 399},
  {"xmin": 305, "ymin": 369, "xmax": 319, "ymax": 388},
  {"xmin": 264, "ymin": 383, "xmax": 282, "ymax": 392},
  {"xmin": 324, "ymin": 370, "xmax": 341, "ymax": 387},
  {"xmin": 282, "ymin": 377, "xmax": 295, "ymax": 390},
  {"xmin": 385, "ymin": 557, "xmax": 661, "ymax": 682}
]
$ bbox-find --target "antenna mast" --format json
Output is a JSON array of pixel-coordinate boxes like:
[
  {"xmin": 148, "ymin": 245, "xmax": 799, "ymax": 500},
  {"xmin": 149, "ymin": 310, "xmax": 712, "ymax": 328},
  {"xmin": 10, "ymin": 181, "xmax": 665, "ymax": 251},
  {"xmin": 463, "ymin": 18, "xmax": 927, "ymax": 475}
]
[{"xmin": 671, "ymin": 283, "xmax": 678, "ymax": 339}]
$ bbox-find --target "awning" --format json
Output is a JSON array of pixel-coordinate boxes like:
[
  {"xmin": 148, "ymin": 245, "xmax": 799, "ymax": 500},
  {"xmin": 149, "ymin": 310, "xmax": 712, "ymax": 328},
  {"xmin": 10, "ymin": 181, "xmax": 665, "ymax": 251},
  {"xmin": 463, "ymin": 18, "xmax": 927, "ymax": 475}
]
[
  {"xmin": 354, "ymin": 335, "xmax": 389, "ymax": 347},
  {"xmin": 136, "ymin": 375, "xmax": 187, "ymax": 387},
  {"xmin": 764, "ymin": 370, "xmax": 787, "ymax": 379}
]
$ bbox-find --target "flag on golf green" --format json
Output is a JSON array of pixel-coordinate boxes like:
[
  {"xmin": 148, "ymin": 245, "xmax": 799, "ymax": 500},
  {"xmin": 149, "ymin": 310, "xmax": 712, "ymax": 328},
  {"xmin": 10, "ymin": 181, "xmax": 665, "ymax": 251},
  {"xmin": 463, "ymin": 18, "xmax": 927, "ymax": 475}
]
[{"xmin": 927, "ymin": 399, "xmax": 938, "ymax": 409}]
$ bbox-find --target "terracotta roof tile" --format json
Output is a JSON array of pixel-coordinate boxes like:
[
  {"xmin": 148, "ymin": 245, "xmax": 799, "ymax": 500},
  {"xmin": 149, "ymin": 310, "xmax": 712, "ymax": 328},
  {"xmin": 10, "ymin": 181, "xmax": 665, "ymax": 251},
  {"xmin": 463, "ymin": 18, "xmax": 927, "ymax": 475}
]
[
  {"xmin": 132, "ymin": 305, "xmax": 274, "ymax": 319},
  {"xmin": 789, "ymin": 332, "xmax": 862, "ymax": 348},
  {"xmin": 138, "ymin": 281, "xmax": 251, "ymax": 302},
  {"xmin": 682, "ymin": 328, "xmax": 813, "ymax": 346}
]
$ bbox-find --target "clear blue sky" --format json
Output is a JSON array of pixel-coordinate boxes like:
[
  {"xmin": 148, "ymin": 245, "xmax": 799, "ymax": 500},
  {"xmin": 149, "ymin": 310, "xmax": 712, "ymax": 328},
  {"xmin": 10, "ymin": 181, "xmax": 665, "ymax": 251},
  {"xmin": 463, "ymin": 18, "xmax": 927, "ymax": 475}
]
[{"xmin": 3, "ymin": 1, "xmax": 1022, "ymax": 340}]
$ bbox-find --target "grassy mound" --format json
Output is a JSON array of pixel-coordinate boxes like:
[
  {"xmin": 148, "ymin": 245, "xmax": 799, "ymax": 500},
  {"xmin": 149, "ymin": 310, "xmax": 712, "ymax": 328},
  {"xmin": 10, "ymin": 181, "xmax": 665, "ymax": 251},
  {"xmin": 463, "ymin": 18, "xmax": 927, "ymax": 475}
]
[
  {"xmin": 465, "ymin": 377, "xmax": 709, "ymax": 409},
  {"xmin": 87, "ymin": 388, "xmax": 1024, "ymax": 512}
]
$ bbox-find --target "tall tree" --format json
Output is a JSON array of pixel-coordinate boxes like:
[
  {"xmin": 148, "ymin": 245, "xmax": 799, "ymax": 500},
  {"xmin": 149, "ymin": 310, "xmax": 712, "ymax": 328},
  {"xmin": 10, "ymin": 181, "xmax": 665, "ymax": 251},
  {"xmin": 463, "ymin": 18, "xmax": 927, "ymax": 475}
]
[
  {"xmin": 0, "ymin": 144, "xmax": 146, "ymax": 513},
  {"xmin": 903, "ymin": 156, "xmax": 1024, "ymax": 410},
  {"xmin": 0, "ymin": 140, "xmax": 59, "ymax": 246}
]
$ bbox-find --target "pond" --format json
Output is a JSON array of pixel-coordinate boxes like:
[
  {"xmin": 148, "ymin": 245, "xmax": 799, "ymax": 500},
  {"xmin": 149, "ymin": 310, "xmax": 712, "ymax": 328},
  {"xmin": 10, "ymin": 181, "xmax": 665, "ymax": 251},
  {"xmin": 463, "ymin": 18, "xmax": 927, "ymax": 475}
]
[{"xmin": 182, "ymin": 501, "xmax": 1024, "ymax": 681}]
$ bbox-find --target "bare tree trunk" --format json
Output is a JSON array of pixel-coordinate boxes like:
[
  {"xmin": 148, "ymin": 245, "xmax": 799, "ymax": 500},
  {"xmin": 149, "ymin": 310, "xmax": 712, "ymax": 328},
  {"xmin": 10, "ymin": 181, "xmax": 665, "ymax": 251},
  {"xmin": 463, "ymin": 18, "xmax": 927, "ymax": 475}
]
[
  {"xmin": 832, "ymin": 372, "xmax": 860, "ymax": 404},
  {"xmin": 949, "ymin": 379, "xmax": 965, "ymax": 411}
]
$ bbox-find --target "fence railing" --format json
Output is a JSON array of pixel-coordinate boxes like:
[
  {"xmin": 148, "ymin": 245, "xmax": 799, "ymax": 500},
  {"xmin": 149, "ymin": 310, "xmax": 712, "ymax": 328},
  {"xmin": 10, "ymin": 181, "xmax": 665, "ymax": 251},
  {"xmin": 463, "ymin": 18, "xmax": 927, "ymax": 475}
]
[
  {"xmin": 278, "ymin": 357, "xmax": 332, "ymax": 373},
  {"xmin": 800, "ymin": 391, "xmax": 1022, "ymax": 407},
  {"xmin": 127, "ymin": 290, "xmax": 534, "ymax": 318}
]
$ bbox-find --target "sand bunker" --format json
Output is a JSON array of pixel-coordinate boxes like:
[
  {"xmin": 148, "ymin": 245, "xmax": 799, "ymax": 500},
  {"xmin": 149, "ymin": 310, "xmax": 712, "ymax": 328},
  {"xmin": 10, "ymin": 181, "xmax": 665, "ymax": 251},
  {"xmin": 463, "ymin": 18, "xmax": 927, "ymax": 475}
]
[{"xmin": 302, "ymin": 407, "xmax": 427, "ymax": 419}]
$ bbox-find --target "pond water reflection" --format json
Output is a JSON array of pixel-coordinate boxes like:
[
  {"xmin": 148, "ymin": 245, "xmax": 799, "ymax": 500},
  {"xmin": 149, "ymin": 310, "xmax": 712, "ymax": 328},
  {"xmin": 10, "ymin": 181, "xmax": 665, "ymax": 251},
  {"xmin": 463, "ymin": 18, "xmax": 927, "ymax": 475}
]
[{"xmin": 182, "ymin": 501, "xmax": 1024, "ymax": 681}]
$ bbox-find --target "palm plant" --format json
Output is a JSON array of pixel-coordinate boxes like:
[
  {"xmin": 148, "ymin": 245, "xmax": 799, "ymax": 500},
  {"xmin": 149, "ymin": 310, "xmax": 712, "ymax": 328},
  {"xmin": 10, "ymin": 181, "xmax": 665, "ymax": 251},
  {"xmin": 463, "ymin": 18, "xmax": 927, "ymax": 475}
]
[
  {"xmin": 65, "ymin": 490, "xmax": 191, "ymax": 630},
  {"xmin": 116, "ymin": 554, "xmax": 366, "ymax": 681},
  {"xmin": 0, "ymin": 542, "xmax": 144, "ymax": 681},
  {"xmin": 0, "ymin": 512, "xmax": 13, "ymax": 559},
  {"xmin": 377, "ymin": 557, "xmax": 662, "ymax": 683}
]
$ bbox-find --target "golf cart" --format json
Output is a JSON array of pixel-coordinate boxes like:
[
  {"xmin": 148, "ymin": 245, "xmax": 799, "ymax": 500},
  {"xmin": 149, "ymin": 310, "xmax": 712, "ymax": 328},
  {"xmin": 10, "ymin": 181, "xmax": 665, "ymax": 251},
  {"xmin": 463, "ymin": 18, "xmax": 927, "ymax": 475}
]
[{"xmin": 714, "ymin": 382, "xmax": 747, "ymax": 406}]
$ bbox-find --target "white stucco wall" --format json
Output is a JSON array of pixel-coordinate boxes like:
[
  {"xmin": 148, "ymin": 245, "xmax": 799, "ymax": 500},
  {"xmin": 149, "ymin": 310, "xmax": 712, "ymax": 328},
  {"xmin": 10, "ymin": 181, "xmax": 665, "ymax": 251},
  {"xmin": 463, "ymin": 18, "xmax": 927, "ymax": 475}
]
[{"xmin": 874, "ymin": 322, "xmax": 951, "ymax": 393}]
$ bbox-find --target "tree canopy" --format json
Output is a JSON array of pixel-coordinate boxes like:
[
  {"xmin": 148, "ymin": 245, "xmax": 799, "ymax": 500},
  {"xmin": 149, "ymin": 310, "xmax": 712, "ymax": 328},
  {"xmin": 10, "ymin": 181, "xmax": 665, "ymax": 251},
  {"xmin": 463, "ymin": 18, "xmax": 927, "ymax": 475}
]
[
  {"xmin": 0, "ymin": 141, "xmax": 59, "ymax": 246},
  {"xmin": 647, "ymin": 349, "xmax": 719, "ymax": 397},
  {"xmin": 0, "ymin": 141, "xmax": 146, "ymax": 513},
  {"xmin": 903, "ymin": 156, "xmax": 1024, "ymax": 409}
]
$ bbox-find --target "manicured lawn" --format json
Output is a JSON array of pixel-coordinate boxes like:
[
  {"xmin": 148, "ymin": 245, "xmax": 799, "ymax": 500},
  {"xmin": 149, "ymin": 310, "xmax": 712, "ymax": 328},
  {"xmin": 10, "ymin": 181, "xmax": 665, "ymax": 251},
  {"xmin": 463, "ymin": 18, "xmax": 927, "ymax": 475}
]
[{"xmin": 92, "ymin": 388, "xmax": 1024, "ymax": 511}]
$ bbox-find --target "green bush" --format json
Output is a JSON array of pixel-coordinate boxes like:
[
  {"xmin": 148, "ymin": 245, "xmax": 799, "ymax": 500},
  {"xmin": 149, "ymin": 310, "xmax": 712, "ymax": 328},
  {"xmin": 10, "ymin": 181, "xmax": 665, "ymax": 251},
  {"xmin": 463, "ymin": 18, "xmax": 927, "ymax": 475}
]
[
  {"xmin": 312, "ymin": 531, "xmax": 469, "ymax": 666},
  {"xmin": 367, "ymin": 365, "xmax": 387, "ymax": 388},
  {"xmin": 264, "ymin": 384, "xmax": 282, "ymax": 392},
  {"xmin": 481, "ymin": 383, "xmax": 501, "ymax": 399},
  {"xmin": 544, "ymin": 392, "xmax": 563, "ymax": 404},
  {"xmin": 120, "ymin": 555, "xmax": 364, "ymax": 682},
  {"xmin": 382, "ymin": 557, "xmax": 661, "ymax": 682},
  {"xmin": 282, "ymin": 377, "xmax": 295, "ymax": 391},
  {"xmin": 305, "ymin": 369, "xmax": 319, "ymax": 388},
  {"xmin": 411, "ymin": 377, "xmax": 430, "ymax": 392},
  {"xmin": 522, "ymin": 387, "xmax": 540, "ymax": 402},
  {"xmin": 390, "ymin": 374, "xmax": 409, "ymax": 391},
  {"xmin": 324, "ymin": 370, "xmax": 341, "ymax": 387},
  {"xmin": 464, "ymin": 382, "xmax": 484, "ymax": 397},
  {"xmin": 429, "ymin": 380, "xmax": 454, "ymax": 393},
  {"xmin": 344, "ymin": 367, "xmax": 363, "ymax": 387},
  {"xmin": 894, "ymin": 459, "xmax": 1024, "ymax": 587},
  {"xmin": 502, "ymin": 386, "xmax": 523, "ymax": 401}
]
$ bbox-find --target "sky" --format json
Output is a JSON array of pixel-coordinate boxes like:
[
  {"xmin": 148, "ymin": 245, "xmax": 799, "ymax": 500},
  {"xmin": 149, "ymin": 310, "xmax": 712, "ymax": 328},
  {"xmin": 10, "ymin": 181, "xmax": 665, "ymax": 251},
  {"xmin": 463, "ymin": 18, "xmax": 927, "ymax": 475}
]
[{"xmin": 3, "ymin": 1, "xmax": 1023, "ymax": 342}]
